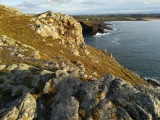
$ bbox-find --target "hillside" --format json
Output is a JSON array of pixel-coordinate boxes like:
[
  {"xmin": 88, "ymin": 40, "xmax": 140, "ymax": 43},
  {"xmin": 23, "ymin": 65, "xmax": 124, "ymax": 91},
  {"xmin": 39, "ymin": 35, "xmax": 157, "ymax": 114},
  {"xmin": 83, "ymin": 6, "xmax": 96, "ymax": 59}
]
[
  {"xmin": 1, "ymin": 5, "xmax": 160, "ymax": 120},
  {"xmin": 0, "ymin": 5, "xmax": 147, "ymax": 85}
]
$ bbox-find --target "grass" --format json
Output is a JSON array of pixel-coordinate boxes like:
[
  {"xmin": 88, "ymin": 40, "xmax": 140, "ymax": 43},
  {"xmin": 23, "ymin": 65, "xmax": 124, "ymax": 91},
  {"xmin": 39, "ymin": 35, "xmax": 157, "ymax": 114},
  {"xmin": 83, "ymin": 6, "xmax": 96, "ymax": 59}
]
[{"xmin": 0, "ymin": 5, "xmax": 148, "ymax": 86}]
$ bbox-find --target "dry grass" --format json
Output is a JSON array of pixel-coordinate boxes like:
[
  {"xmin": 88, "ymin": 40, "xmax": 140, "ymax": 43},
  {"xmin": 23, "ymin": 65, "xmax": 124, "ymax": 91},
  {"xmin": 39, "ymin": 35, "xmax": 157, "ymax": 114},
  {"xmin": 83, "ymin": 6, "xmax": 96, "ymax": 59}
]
[{"xmin": 0, "ymin": 6, "xmax": 148, "ymax": 86}]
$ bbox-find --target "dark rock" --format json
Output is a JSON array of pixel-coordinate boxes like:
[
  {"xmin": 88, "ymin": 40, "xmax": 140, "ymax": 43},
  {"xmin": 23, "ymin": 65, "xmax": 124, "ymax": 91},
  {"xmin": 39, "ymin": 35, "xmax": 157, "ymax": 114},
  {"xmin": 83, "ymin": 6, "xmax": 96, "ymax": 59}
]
[
  {"xmin": 79, "ymin": 21, "xmax": 112, "ymax": 35},
  {"xmin": 146, "ymin": 79, "xmax": 160, "ymax": 87}
]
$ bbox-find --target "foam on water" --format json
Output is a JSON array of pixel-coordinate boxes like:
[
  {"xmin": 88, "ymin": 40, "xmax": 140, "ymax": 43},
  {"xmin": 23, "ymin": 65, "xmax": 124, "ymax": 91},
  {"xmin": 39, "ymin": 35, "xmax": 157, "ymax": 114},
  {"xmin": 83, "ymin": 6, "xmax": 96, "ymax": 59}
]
[
  {"xmin": 93, "ymin": 32, "xmax": 110, "ymax": 37},
  {"xmin": 85, "ymin": 20, "xmax": 160, "ymax": 81},
  {"xmin": 111, "ymin": 37, "xmax": 120, "ymax": 45}
]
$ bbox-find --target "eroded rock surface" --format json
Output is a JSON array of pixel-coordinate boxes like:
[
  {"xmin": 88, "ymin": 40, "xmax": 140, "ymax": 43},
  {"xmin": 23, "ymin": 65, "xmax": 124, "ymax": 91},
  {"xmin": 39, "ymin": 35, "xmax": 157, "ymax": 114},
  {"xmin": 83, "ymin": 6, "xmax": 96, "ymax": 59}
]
[
  {"xmin": 1, "ymin": 64, "xmax": 160, "ymax": 120},
  {"xmin": 2, "ymin": 93, "xmax": 37, "ymax": 120},
  {"xmin": 31, "ymin": 11, "xmax": 89, "ymax": 55}
]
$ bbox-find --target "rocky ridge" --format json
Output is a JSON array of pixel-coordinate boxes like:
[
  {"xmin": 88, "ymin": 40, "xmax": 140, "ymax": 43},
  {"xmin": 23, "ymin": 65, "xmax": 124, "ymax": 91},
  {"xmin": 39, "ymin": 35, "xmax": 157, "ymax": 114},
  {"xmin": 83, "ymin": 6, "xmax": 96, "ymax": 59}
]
[
  {"xmin": 31, "ymin": 11, "xmax": 89, "ymax": 56},
  {"xmin": 1, "ymin": 5, "xmax": 160, "ymax": 120}
]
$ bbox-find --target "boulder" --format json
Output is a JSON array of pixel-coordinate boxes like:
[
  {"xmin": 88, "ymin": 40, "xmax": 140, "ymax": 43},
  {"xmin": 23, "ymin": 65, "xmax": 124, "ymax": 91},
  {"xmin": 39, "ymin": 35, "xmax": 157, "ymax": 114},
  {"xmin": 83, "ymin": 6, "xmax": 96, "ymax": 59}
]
[
  {"xmin": 2, "ymin": 93, "xmax": 37, "ymax": 120},
  {"xmin": 51, "ymin": 96, "xmax": 79, "ymax": 120}
]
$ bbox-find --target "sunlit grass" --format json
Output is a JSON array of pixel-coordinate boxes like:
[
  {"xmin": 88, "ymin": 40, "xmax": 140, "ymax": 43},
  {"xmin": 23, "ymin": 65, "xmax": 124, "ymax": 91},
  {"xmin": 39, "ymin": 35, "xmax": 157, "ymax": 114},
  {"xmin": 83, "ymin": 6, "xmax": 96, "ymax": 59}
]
[{"xmin": 0, "ymin": 6, "xmax": 148, "ymax": 86}]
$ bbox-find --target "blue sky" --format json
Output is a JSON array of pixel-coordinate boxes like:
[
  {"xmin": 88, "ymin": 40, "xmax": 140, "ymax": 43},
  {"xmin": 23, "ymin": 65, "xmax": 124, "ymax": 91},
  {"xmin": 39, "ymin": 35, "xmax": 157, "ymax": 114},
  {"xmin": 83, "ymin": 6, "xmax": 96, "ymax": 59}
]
[{"xmin": 0, "ymin": 0, "xmax": 160, "ymax": 15}]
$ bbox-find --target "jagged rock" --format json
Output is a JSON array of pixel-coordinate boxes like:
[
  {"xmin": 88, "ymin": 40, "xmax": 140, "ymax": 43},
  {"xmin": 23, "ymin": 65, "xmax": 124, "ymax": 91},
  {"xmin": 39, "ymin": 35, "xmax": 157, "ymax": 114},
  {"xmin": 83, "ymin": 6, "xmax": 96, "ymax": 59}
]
[
  {"xmin": 51, "ymin": 96, "xmax": 79, "ymax": 120},
  {"xmin": 31, "ymin": 11, "xmax": 90, "ymax": 55},
  {"xmin": 55, "ymin": 69, "xmax": 69, "ymax": 78},
  {"xmin": 107, "ymin": 79, "xmax": 160, "ymax": 120},
  {"xmin": 0, "ymin": 65, "xmax": 6, "ymax": 70},
  {"xmin": 18, "ymin": 63, "xmax": 33, "ymax": 71},
  {"xmin": 48, "ymin": 75, "xmax": 160, "ymax": 120},
  {"xmin": 43, "ymin": 80, "xmax": 52, "ymax": 94},
  {"xmin": 40, "ymin": 70, "xmax": 54, "ymax": 82},
  {"xmin": 32, "ymin": 50, "xmax": 41, "ymax": 59},
  {"xmin": 6, "ymin": 64, "xmax": 18, "ymax": 71},
  {"xmin": 79, "ymin": 21, "xmax": 111, "ymax": 35},
  {"xmin": 31, "ymin": 75, "xmax": 41, "ymax": 88},
  {"xmin": 2, "ymin": 93, "xmax": 37, "ymax": 120}
]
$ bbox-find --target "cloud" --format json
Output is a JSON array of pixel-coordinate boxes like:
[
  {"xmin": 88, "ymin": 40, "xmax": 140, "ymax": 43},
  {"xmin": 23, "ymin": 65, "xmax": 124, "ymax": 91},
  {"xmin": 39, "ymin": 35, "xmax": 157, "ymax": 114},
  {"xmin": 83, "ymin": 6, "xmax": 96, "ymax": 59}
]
[
  {"xmin": 117, "ymin": 0, "xmax": 125, "ymax": 3},
  {"xmin": 1, "ymin": 0, "xmax": 160, "ymax": 15},
  {"xmin": 14, "ymin": 1, "xmax": 51, "ymax": 13},
  {"xmin": 47, "ymin": 0, "xmax": 72, "ymax": 4},
  {"xmin": 144, "ymin": 1, "xmax": 151, "ymax": 5},
  {"xmin": 81, "ymin": 0, "xmax": 110, "ymax": 5}
]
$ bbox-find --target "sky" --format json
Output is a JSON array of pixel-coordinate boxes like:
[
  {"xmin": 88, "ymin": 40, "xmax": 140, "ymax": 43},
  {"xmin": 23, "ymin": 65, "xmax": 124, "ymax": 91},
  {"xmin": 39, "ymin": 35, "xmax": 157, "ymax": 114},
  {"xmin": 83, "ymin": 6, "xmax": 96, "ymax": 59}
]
[{"xmin": 0, "ymin": 0, "xmax": 160, "ymax": 15}]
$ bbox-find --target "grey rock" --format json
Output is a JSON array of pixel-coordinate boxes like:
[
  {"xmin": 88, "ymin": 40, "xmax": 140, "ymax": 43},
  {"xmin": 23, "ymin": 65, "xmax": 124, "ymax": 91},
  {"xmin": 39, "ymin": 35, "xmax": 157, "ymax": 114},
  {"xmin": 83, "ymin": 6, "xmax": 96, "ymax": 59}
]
[
  {"xmin": 51, "ymin": 96, "xmax": 79, "ymax": 120},
  {"xmin": 31, "ymin": 75, "xmax": 41, "ymax": 88},
  {"xmin": 40, "ymin": 70, "xmax": 54, "ymax": 82},
  {"xmin": 107, "ymin": 79, "xmax": 160, "ymax": 120},
  {"xmin": 2, "ymin": 93, "xmax": 37, "ymax": 120},
  {"xmin": 11, "ymin": 85, "xmax": 29, "ymax": 97}
]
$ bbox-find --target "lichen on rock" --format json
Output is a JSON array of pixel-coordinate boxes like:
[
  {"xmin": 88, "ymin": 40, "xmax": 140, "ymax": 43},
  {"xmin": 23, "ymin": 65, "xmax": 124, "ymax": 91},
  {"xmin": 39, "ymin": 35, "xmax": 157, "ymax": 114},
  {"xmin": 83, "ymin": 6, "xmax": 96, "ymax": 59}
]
[{"xmin": 31, "ymin": 11, "xmax": 89, "ymax": 55}]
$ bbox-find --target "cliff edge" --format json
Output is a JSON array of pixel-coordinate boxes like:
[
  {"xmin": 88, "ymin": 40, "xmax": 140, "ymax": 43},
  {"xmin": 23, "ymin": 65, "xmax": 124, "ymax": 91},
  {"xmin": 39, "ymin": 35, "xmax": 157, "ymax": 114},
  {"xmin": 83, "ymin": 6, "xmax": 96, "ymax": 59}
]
[{"xmin": 1, "ymin": 5, "xmax": 160, "ymax": 120}]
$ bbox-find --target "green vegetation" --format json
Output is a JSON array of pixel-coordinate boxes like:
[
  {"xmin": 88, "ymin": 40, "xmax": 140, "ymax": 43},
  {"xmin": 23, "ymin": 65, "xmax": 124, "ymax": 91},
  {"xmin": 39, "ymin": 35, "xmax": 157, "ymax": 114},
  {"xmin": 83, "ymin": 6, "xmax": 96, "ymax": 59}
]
[{"xmin": 73, "ymin": 14, "xmax": 160, "ymax": 21}]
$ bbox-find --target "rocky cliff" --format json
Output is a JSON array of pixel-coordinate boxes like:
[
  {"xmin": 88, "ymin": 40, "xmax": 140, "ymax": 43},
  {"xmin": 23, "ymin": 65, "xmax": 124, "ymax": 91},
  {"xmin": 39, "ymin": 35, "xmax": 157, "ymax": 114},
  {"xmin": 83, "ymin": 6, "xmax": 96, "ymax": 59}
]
[
  {"xmin": 1, "ymin": 5, "xmax": 160, "ymax": 120},
  {"xmin": 78, "ymin": 21, "xmax": 112, "ymax": 35}
]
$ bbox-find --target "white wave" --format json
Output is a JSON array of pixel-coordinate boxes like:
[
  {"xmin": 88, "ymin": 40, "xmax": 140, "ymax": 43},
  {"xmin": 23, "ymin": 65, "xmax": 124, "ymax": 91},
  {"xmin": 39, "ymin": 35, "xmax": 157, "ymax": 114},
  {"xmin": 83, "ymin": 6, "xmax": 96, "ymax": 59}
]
[
  {"xmin": 93, "ymin": 35, "xmax": 101, "ymax": 38},
  {"xmin": 144, "ymin": 77, "xmax": 160, "ymax": 82},
  {"xmin": 144, "ymin": 76, "xmax": 160, "ymax": 86},
  {"xmin": 93, "ymin": 32, "xmax": 110, "ymax": 37},
  {"xmin": 96, "ymin": 32, "xmax": 106, "ymax": 36},
  {"xmin": 113, "ymin": 28, "xmax": 117, "ymax": 31},
  {"xmin": 104, "ymin": 29, "xmax": 111, "ymax": 32},
  {"xmin": 111, "ymin": 37, "xmax": 120, "ymax": 45}
]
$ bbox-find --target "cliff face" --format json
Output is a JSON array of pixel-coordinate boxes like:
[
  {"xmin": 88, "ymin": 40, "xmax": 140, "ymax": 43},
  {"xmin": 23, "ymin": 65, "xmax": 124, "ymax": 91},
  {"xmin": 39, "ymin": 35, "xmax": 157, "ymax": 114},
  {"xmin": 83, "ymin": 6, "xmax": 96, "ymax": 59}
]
[
  {"xmin": 78, "ymin": 21, "xmax": 112, "ymax": 35},
  {"xmin": 1, "ymin": 5, "xmax": 160, "ymax": 120}
]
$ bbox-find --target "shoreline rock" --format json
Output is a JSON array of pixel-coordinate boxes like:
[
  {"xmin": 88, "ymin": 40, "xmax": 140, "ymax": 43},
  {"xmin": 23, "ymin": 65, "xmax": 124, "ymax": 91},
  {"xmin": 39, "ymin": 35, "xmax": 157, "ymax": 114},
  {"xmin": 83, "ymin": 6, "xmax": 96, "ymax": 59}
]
[{"xmin": 78, "ymin": 21, "xmax": 112, "ymax": 35}]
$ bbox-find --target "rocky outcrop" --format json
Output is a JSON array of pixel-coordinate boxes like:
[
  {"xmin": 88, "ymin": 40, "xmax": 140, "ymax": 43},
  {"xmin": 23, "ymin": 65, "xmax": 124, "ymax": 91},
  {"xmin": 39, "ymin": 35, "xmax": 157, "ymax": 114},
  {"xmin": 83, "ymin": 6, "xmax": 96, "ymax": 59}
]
[
  {"xmin": 31, "ymin": 11, "xmax": 89, "ymax": 55},
  {"xmin": 0, "ymin": 35, "xmax": 41, "ymax": 60},
  {"xmin": 2, "ymin": 93, "xmax": 37, "ymax": 120},
  {"xmin": 48, "ymin": 75, "xmax": 160, "ymax": 120},
  {"xmin": 1, "ymin": 4, "xmax": 160, "ymax": 120},
  {"xmin": 31, "ymin": 11, "xmax": 84, "ymax": 46},
  {"xmin": 79, "ymin": 21, "xmax": 112, "ymax": 35},
  {"xmin": 0, "ymin": 60, "xmax": 160, "ymax": 120}
]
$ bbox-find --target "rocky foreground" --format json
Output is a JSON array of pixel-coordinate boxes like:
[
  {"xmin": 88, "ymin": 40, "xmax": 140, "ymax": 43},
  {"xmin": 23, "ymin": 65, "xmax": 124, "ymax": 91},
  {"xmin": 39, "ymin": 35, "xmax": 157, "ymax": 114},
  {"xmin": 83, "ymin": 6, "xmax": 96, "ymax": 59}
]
[
  {"xmin": 1, "ymin": 66, "xmax": 160, "ymax": 120},
  {"xmin": 0, "ymin": 5, "xmax": 160, "ymax": 120}
]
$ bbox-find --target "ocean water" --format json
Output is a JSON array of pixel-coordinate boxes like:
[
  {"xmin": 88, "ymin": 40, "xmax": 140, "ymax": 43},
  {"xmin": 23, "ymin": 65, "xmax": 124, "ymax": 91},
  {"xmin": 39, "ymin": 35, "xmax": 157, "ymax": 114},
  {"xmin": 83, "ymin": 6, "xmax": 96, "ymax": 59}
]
[{"xmin": 84, "ymin": 20, "xmax": 160, "ymax": 81}]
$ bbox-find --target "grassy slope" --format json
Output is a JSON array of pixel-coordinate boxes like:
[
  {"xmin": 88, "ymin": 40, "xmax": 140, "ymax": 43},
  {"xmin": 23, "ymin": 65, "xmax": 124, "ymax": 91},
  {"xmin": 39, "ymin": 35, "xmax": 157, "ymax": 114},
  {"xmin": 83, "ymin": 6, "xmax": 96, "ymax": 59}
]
[{"xmin": 0, "ymin": 6, "xmax": 148, "ymax": 85}]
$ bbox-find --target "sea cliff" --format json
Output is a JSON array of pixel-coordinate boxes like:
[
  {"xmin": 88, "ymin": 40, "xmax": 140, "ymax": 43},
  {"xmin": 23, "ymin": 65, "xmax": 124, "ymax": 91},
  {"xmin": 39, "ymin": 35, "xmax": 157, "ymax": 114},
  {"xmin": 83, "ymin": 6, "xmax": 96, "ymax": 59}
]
[{"xmin": 0, "ymin": 5, "xmax": 160, "ymax": 120}]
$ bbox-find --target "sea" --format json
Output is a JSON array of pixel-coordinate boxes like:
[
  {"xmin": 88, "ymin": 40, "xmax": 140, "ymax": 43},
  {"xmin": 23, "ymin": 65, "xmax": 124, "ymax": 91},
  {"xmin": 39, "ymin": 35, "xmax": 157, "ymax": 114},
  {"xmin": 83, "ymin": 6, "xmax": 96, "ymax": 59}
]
[{"xmin": 84, "ymin": 20, "xmax": 160, "ymax": 81}]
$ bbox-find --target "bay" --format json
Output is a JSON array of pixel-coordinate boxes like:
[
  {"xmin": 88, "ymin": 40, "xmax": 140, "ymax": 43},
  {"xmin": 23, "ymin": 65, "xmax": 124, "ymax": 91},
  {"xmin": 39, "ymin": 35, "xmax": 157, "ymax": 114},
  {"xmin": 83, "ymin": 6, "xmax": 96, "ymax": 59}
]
[{"xmin": 84, "ymin": 20, "xmax": 160, "ymax": 81}]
